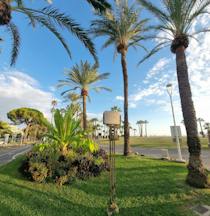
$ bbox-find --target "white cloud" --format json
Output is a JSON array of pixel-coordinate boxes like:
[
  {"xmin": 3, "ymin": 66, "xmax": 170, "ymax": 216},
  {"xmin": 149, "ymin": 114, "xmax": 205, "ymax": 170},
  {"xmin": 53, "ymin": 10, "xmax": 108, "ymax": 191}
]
[
  {"xmin": 87, "ymin": 112, "xmax": 103, "ymax": 120},
  {"xmin": 0, "ymin": 69, "xmax": 55, "ymax": 121},
  {"xmin": 111, "ymin": 12, "xmax": 210, "ymax": 135},
  {"xmin": 116, "ymin": 96, "xmax": 124, "ymax": 101}
]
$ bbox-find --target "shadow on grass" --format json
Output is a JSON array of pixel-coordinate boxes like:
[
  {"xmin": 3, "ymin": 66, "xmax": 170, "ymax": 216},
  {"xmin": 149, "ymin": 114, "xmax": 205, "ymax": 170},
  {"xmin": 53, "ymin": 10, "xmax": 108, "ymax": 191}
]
[{"xmin": 0, "ymin": 155, "xmax": 208, "ymax": 216}]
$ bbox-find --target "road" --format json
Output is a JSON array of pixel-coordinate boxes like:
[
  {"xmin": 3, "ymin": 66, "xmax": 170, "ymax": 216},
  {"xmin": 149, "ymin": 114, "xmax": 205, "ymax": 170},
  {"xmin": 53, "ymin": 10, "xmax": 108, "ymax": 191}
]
[
  {"xmin": 0, "ymin": 145, "xmax": 32, "ymax": 165},
  {"xmin": 100, "ymin": 144, "xmax": 210, "ymax": 170}
]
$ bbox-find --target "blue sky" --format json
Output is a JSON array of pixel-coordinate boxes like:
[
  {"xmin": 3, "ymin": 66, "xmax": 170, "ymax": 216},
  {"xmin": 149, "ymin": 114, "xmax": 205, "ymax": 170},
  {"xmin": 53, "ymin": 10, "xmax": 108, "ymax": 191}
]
[{"xmin": 0, "ymin": 0, "xmax": 210, "ymax": 136}]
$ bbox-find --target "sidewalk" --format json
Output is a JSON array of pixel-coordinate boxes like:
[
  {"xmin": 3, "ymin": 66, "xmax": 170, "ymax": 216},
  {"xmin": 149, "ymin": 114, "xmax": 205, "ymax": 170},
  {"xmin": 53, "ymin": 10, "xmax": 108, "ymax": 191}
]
[
  {"xmin": 0, "ymin": 145, "xmax": 32, "ymax": 165},
  {"xmin": 100, "ymin": 144, "xmax": 210, "ymax": 170}
]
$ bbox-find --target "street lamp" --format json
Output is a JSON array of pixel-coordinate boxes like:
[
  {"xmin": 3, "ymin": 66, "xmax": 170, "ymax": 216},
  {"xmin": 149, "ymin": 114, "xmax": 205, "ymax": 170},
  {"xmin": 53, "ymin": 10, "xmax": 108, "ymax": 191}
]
[
  {"xmin": 103, "ymin": 111, "xmax": 120, "ymax": 216},
  {"xmin": 166, "ymin": 83, "xmax": 184, "ymax": 162}
]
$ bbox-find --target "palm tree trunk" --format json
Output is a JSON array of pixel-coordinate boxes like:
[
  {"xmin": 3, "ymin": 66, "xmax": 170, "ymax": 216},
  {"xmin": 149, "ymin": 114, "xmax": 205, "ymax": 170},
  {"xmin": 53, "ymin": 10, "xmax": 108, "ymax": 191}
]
[
  {"xmin": 198, "ymin": 120, "xmax": 205, "ymax": 138},
  {"xmin": 208, "ymin": 130, "xmax": 210, "ymax": 148},
  {"xmin": 82, "ymin": 94, "xmax": 87, "ymax": 131},
  {"xmin": 145, "ymin": 123, "xmax": 147, "ymax": 137},
  {"xmin": 175, "ymin": 46, "xmax": 208, "ymax": 188},
  {"xmin": 121, "ymin": 50, "xmax": 130, "ymax": 156},
  {"xmin": 140, "ymin": 124, "xmax": 143, "ymax": 137}
]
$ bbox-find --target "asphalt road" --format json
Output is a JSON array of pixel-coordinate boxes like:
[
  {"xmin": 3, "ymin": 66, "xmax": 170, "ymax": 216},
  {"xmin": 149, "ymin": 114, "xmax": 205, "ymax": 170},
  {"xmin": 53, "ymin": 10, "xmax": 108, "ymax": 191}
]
[
  {"xmin": 0, "ymin": 145, "xmax": 32, "ymax": 165},
  {"xmin": 100, "ymin": 144, "xmax": 210, "ymax": 170}
]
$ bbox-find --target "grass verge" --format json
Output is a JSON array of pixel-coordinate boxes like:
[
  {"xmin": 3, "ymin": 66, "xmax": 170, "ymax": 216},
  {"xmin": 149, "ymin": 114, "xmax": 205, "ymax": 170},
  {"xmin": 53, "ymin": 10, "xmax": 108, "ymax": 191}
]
[
  {"xmin": 99, "ymin": 136, "xmax": 209, "ymax": 149},
  {"xmin": 0, "ymin": 155, "xmax": 210, "ymax": 216}
]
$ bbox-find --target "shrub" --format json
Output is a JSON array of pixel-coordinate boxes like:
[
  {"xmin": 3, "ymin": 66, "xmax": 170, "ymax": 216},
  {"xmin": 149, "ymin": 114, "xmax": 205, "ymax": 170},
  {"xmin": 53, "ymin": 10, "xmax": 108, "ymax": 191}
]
[
  {"xmin": 21, "ymin": 147, "xmax": 108, "ymax": 185},
  {"xmin": 20, "ymin": 107, "xmax": 108, "ymax": 186},
  {"xmin": 28, "ymin": 162, "xmax": 48, "ymax": 183}
]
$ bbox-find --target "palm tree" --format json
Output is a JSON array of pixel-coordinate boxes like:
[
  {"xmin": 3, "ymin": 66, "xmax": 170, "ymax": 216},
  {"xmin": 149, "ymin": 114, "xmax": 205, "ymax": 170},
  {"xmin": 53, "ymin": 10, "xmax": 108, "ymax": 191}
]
[
  {"xmin": 138, "ymin": 0, "xmax": 210, "ymax": 188},
  {"xmin": 136, "ymin": 121, "xmax": 141, "ymax": 137},
  {"xmin": 144, "ymin": 120, "xmax": 149, "ymax": 137},
  {"xmin": 51, "ymin": 100, "xmax": 57, "ymax": 111},
  {"xmin": 62, "ymin": 93, "xmax": 82, "ymax": 119},
  {"xmin": 111, "ymin": 106, "xmax": 122, "ymax": 112},
  {"xmin": 91, "ymin": 0, "xmax": 150, "ymax": 156},
  {"xmin": 133, "ymin": 128, "xmax": 137, "ymax": 136},
  {"xmin": 197, "ymin": 118, "xmax": 205, "ymax": 138},
  {"xmin": 51, "ymin": 99, "xmax": 57, "ymax": 123},
  {"xmin": 0, "ymin": 0, "xmax": 97, "ymax": 65},
  {"xmin": 58, "ymin": 61, "xmax": 111, "ymax": 131},
  {"xmin": 204, "ymin": 123, "xmax": 210, "ymax": 148},
  {"xmin": 90, "ymin": 117, "xmax": 99, "ymax": 138},
  {"xmin": 136, "ymin": 120, "xmax": 144, "ymax": 137}
]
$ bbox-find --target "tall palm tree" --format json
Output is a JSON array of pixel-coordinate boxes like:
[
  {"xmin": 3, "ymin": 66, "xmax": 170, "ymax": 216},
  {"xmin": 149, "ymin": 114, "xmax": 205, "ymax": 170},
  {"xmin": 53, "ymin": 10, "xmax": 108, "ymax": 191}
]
[
  {"xmin": 197, "ymin": 118, "xmax": 205, "ymax": 138},
  {"xmin": 91, "ymin": 0, "xmax": 150, "ymax": 156},
  {"xmin": 136, "ymin": 120, "xmax": 144, "ymax": 137},
  {"xmin": 204, "ymin": 123, "xmax": 210, "ymax": 147},
  {"xmin": 90, "ymin": 117, "xmax": 99, "ymax": 138},
  {"xmin": 51, "ymin": 100, "xmax": 57, "ymax": 111},
  {"xmin": 0, "ymin": 0, "xmax": 97, "ymax": 65},
  {"xmin": 62, "ymin": 93, "xmax": 82, "ymax": 119},
  {"xmin": 138, "ymin": 0, "xmax": 210, "ymax": 188},
  {"xmin": 144, "ymin": 120, "xmax": 149, "ymax": 137},
  {"xmin": 51, "ymin": 99, "xmax": 57, "ymax": 123},
  {"xmin": 57, "ymin": 61, "xmax": 111, "ymax": 131},
  {"xmin": 111, "ymin": 106, "xmax": 122, "ymax": 112},
  {"xmin": 133, "ymin": 128, "xmax": 137, "ymax": 136}
]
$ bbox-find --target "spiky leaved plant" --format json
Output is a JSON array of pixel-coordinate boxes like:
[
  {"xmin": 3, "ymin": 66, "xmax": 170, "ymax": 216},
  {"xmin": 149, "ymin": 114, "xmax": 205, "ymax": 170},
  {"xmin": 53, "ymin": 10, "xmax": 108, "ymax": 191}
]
[{"xmin": 138, "ymin": 0, "xmax": 210, "ymax": 188}]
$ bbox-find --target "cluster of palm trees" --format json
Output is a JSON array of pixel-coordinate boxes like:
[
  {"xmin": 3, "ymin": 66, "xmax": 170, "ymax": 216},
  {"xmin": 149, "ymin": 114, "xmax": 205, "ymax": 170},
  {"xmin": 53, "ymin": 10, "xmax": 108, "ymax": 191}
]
[
  {"xmin": 136, "ymin": 120, "xmax": 149, "ymax": 137},
  {"xmin": 2, "ymin": 0, "xmax": 210, "ymax": 188}
]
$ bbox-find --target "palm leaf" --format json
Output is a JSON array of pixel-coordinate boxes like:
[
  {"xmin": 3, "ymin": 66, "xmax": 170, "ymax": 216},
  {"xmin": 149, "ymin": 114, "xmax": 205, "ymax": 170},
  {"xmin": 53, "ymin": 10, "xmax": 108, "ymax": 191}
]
[{"xmin": 7, "ymin": 22, "xmax": 20, "ymax": 66}]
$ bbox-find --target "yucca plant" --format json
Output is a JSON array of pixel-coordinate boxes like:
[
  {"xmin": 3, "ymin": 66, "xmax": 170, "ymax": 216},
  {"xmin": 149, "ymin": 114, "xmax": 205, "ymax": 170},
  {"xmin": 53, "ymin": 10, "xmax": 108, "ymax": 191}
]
[
  {"xmin": 91, "ymin": 0, "xmax": 150, "ymax": 155},
  {"xmin": 58, "ymin": 61, "xmax": 111, "ymax": 131},
  {"xmin": 0, "ymin": 0, "xmax": 97, "ymax": 65},
  {"xmin": 47, "ymin": 108, "xmax": 82, "ymax": 155},
  {"xmin": 138, "ymin": 0, "xmax": 210, "ymax": 188}
]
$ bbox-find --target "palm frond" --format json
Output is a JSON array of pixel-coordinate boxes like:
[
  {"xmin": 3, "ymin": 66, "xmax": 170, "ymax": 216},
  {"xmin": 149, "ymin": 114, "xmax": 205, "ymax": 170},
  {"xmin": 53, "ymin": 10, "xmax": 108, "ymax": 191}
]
[
  {"xmin": 92, "ymin": 86, "xmax": 112, "ymax": 92},
  {"xmin": 138, "ymin": 42, "xmax": 170, "ymax": 65},
  {"xmin": 7, "ymin": 22, "xmax": 20, "ymax": 66},
  {"xmin": 86, "ymin": 0, "xmax": 111, "ymax": 13},
  {"xmin": 18, "ymin": 7, "xmax": 98, "ymax": 62}
]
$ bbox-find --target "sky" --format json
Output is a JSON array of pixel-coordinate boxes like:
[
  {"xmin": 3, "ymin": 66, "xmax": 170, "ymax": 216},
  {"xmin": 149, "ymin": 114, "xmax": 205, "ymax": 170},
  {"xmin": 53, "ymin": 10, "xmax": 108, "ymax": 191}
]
[{"xmin": 0, "ymin": 0, "xmax": 210, "ymax": 136}]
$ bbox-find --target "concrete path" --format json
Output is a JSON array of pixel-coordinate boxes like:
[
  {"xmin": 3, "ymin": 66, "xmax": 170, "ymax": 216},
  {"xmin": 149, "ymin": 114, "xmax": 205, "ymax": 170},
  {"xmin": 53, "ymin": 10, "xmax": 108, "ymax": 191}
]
[
  {"xmin": 0, "ymin": 145, "xmax": 32, "ymax": 165},
  {"xmin": 100, "ymin": 144, "xmax": 210, "ymax": 170}
]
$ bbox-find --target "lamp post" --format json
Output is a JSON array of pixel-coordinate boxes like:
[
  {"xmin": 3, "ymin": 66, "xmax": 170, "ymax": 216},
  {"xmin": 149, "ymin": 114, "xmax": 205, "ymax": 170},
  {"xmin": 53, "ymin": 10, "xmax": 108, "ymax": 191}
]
[
  {"xmin": 166, "ymin": 84, "xmax": 183, "ymax": 161},
  {"xmin": 103, "ymin": 111, "xmax": 120, "ymax": 215}
]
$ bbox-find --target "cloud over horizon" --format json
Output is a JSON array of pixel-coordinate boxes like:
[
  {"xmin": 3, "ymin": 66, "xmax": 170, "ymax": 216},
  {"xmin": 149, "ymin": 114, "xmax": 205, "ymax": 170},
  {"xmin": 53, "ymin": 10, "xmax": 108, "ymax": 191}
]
[{"xmin": 0, "ymin": 69, "xmax": 55, "ymax": 122}]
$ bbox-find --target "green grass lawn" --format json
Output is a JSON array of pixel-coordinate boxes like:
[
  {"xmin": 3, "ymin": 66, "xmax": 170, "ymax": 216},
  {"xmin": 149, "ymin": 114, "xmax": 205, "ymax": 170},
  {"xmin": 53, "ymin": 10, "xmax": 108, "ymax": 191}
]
[
  {"xmin": 0, "ymin": 156, "xmax": 210, "ymax": 216},
  {"xmin": 99, "ymin": 136, "xmax": 209, "ymax": 149}
]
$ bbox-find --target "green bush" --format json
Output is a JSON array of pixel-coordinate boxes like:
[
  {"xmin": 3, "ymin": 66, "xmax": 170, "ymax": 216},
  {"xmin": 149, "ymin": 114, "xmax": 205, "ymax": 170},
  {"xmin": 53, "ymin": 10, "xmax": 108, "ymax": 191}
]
[
  {"xmin": 28, "ymin": 162, "xmax": 48, "ymax": 183},
  {"xmin": 21, "ymin": 146, "xmax": 108, "ymax": 185},
  {"xmin": 20, "ymin": 107, "xmax": 108, "ymax": 185}
]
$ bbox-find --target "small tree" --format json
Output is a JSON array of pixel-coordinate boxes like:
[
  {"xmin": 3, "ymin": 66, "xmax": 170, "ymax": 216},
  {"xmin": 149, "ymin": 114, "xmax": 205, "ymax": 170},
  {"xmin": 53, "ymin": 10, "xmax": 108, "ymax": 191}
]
[
  {"xmin": 0, "ymin": 121, "xmax": 12, "ymax": 136},
  {"xmin": 7, "ymin": 107, "xmax": 48, "ymax": 141}
]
